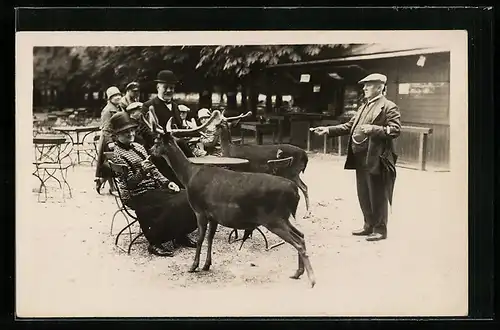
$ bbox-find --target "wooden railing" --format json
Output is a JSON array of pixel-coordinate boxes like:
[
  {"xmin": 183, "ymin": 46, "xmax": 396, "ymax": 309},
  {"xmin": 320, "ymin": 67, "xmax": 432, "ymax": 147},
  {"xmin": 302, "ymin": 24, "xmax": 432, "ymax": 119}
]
[
  {"xmin": 398, "ymin": 126, "xmax": 434, "ymax": 171},
  {"xmin": 321, "ymin": 124, "xmax": 434, "ymax": 171}
]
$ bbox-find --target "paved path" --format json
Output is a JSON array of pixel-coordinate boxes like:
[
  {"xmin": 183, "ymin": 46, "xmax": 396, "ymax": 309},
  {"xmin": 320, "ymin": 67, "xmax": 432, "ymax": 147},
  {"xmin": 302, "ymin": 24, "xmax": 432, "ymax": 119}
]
[{"xmin": 17, "ymin": 153, "xmax": 467, "ymax": 317}]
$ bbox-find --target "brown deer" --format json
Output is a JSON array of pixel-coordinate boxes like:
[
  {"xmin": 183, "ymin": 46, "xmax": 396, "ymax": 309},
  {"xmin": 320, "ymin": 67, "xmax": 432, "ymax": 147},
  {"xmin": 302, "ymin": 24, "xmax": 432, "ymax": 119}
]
[{"xmin": 145, "ymin": 110, "xmax": 316, "ymax": 288}]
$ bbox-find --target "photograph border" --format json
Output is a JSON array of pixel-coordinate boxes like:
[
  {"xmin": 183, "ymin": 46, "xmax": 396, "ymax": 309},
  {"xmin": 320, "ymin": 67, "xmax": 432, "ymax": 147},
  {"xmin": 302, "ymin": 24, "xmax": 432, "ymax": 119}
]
[{"xmin": 7, "ymin": 6, "xmax": 495, "ymax": 327}]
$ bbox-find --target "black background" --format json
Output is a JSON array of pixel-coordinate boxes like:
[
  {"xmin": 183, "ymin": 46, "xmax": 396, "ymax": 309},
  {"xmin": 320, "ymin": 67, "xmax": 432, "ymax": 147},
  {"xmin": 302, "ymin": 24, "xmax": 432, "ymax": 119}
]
[{"xmin": 5, "ymin": 6, "xmax": 496, "ymax": 329}]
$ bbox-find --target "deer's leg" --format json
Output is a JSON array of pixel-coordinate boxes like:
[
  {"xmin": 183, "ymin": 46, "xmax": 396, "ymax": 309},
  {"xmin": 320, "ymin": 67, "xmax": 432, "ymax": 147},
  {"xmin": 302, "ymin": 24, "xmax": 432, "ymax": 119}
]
[
  {"xmin": 287, "ymin": 219, "xmax": 315, "ymax": 288},
  {"xmin": 202, "ymin": 220, "xmax": 218, "ymax": 271},
  {"xmin": 189, "ymin": 212, "xmax": 208, "ymax": 273},
  {"xmin": 265, "ymin": 217, "xmax": 316, "ymax": 288},
  {"xmin": 296, "ymin": 177, "xmax": 311, "ymax": 217}
]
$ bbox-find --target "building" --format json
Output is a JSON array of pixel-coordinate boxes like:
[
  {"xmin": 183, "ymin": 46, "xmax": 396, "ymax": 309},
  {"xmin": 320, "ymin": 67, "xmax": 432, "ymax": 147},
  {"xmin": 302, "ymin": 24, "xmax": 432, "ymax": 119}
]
[{"xmin": 263, "ymin": 43, "xmax": 451, "ymax": 170}]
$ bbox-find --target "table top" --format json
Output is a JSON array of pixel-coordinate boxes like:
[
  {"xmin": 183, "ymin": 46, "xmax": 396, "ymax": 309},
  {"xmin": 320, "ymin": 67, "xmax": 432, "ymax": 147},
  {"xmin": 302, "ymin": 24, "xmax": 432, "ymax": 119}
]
[
  {"xmin": 53, "ymin": 125, "xmax": 100, "ymax": 133},
  {"xmin": 188, "ymin": 156, "xmax": 249, "ymax": 166},
  {"xmin": 33, "ymin": 135, "xmax": 68, "ymax": 145}
]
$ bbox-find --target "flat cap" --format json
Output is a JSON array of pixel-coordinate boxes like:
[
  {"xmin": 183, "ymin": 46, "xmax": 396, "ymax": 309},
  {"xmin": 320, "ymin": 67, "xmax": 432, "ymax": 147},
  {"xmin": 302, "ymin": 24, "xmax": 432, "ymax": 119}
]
[
  {"xmin": 125, "ymin": 82, "xmax": 140, "ymax": 91},
  {"xmin": 358, "ymin": 73, "xmax": 387, "ymax": 84}
]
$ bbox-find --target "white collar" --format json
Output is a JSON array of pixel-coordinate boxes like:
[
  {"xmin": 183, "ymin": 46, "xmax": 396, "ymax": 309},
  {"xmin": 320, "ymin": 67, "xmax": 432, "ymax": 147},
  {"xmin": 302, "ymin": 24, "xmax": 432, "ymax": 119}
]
[{"xmin": 366, "ymin": 94, "xmax": 383, "ymax": 105}]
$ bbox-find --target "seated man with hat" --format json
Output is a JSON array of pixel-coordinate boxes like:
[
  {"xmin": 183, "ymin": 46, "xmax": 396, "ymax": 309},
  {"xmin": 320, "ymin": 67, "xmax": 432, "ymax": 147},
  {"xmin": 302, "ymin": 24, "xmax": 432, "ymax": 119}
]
[
  {"xmin": 109, "ymin": 111, "xmax": 198, "ymax": 257},
  {"xmin": 125, "ymin": 101, "xmax": 155, "ymax": 150},
  {"xmin": 120, "ymin": 82, "xmax": 141, "ymax": 110}
]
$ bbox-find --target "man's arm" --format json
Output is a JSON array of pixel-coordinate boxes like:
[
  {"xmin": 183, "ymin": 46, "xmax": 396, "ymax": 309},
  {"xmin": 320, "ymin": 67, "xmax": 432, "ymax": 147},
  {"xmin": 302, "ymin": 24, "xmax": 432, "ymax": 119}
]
[
  {"xmin": 367, "ymin": 103, "xmax": 401, "ymax": 139},
  {"xmin": 327, "ymin": 114, "xmax": 356, "ymax": 137}
]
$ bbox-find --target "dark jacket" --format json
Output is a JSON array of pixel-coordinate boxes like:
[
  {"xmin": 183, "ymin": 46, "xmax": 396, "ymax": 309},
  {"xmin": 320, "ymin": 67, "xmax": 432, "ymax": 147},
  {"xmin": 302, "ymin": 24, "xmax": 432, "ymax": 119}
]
[
  {"xmin": 327, "ymin": 95, "xmax": 401, "ymax": 204},
  {"xmin": 142, "ymin": 97, "xmax": 194, "ymax": 131},
  {"xmin": 328, "ymin": 95, "xmax": 401, "ymax": 173}
]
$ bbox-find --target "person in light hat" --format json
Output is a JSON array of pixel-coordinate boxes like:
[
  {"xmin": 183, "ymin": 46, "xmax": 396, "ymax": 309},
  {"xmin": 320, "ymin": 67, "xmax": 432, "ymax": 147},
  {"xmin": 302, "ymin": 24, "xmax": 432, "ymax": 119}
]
[
  {"xmin": 120, "ymin": 82, "xmax": 141, "ymax": 110},
  {"xmin": 311, "ymin": 73, "xmax": 401, "ymax": 242},
  {"xmin": 94, "ymin": 86, "xmax": 123, "ymax": 194},
  {"xmin": 178, "ymin": 104, "xmax": 197, "ymax": 129},
  {"xmin": 197, "ymin": 108, "xmax": 222, "ymax": 156}
]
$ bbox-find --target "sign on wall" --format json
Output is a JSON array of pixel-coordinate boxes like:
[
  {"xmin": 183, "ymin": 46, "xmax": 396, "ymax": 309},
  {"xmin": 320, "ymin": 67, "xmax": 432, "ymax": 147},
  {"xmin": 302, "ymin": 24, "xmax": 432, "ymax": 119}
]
[{"xmin": 300, "ymin": 74, "xmax": 310, "ymax": 83}]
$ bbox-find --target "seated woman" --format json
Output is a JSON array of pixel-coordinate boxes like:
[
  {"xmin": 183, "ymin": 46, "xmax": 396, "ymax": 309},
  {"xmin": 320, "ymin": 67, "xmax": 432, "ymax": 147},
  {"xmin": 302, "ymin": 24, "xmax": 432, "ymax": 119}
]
[
  {"xmin": 109, "ymin": 111, "xmax": 198, "ymax": 257},
  {"xmin": 197, "ymin": 108, "xmax": 222, "ymax": 156}
]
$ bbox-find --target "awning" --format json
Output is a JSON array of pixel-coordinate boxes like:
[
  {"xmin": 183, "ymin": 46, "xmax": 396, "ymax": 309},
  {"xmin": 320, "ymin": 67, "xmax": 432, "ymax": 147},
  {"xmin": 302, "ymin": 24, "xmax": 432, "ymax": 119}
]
[{"xmin": 266, "ymin": 46, "xmax": 450, "ymax": 69}]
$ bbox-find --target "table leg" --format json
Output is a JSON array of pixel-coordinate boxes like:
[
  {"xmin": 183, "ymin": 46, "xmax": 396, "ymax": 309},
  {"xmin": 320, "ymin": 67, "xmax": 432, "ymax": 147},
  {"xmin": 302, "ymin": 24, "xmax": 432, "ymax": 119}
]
[
  {"xmin": 257, "ymin": 131, "xmax": 264, "ymax": 145},
  {"xmin": 76, "ymin": 132, "xmax": 81, "ymax": 164},
  {"xmin": 255, "ymin": 130, "xmax": 259, "ymax": 145},
  {"xmin": 241, "ymin": 130, "xmax": 245, "ymax": 144}
]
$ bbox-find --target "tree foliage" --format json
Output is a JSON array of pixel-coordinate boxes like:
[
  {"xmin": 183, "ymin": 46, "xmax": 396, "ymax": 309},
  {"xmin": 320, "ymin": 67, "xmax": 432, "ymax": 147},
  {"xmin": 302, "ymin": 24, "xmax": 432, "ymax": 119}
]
[{"xmin": 33, "ymin": 44, "xmax": 353, "ymax": 94}]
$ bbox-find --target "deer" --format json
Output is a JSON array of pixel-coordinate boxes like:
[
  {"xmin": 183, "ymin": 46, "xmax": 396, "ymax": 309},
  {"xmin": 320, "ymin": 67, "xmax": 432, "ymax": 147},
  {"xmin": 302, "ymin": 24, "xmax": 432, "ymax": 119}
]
[
  {"xmin": 144, "ymin": 109, "xmax": 316, "ymax": 288},
  {"xmin": 218, "ymin": 111, "xmax": 310, "ymax": 216},
  {"xmin": 212, "ymin": 111, "xmax": 311, "ymax": 247}
]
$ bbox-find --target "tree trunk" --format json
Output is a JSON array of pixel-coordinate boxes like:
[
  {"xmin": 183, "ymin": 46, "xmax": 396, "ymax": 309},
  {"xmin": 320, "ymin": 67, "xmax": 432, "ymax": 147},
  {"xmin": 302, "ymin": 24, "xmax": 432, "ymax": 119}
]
[
  {"xmin": 276, "ymin": 94, "xmax": 283, "ymax": 111},
  {"xmin": 249, "ymin": 86, "xmax": 258, "ymax": 121},
  {"xmin": 265, "ymin": 93, "xmax": 273, "ymax": 114},
  {"xmin": 241, "ymin": 84, "xmax": 248, "ymax": 113},
  {"xmin": 199, "ymin": 89, "xmax": 212, "ymax": 109}
]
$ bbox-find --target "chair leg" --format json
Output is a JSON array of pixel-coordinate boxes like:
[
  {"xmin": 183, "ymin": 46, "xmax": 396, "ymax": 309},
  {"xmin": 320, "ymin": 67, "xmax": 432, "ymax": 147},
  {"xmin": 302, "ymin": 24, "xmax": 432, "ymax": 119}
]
[
  {"xmin": 61, "ymin": 167, "xmax": 72, "ymax": 198},
  {"xmin": 114, "ymin": 217, "xmax": 135, "ymax": 246},
  {"xmin": 128, "ymin": 232, "xmax": 144, "ymax": 255},
  {"xmin": 255, "ymin": 227, "xmax": 269, "ymax": 250}
]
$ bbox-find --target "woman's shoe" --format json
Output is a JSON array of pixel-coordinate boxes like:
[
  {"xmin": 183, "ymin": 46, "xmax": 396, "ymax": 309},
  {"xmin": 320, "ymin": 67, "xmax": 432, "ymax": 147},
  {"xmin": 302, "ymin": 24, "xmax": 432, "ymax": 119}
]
[{"xmin": 148, "ymin": 244, "xmax": 174, "ymax": 257}]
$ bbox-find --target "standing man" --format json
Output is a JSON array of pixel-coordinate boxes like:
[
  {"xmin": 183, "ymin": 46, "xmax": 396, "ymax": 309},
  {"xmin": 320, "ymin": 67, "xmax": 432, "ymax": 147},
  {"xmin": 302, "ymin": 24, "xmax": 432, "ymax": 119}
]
[
  {"xmin": 312, "ymin": 73, "xmax": 401, "ymax": 242},
  {"xmin": 142, "ymin": 70, "xmax": 194, "ymax": 186},
  {"xmin": 142, "ymin": 70, "xmax": 184, "ymax": 129},
  {"xmin": 120, "ymin": 82, "xmax": 141, "ymax": 110}
]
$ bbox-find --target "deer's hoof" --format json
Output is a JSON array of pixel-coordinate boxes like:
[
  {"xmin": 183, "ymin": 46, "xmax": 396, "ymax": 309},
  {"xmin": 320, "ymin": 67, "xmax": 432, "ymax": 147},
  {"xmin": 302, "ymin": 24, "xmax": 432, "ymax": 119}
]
[
  {"xmin": 188, "ymin": 266, "xmax": 198, "ymax": 273},
  {"xmin": 202, "ymin": 265, "xmax": 211, "ymax": 271},
  {"xmin": 290, "ymin": 274, "xmax": 300, "ymax": 280},
  {"xmin": 310, "ymin": 281, "xmax": 316, "ymax": 288}
]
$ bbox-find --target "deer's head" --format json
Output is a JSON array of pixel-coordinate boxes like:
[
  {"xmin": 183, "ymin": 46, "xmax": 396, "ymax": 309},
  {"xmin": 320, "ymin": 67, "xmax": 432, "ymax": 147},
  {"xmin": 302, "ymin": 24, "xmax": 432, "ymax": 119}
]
[{"xmin": 143, "ymin": 108, "xmax": 222, "ymax": 157}]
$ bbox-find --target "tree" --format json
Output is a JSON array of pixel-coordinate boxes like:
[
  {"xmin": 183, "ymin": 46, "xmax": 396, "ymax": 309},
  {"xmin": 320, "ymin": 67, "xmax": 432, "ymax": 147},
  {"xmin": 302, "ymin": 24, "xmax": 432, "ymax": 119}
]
[{"xmin": 194, "ymin": 44, "xmax": 351, "ymax": 113}]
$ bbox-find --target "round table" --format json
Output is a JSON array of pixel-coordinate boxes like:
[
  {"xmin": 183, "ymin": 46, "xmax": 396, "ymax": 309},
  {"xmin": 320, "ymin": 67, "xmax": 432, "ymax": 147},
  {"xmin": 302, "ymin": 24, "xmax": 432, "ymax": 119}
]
[
  {"xmin": 53, "ymin": 125, "xmax": 101, "ymax": 164},
  {"xmin": 188, "ymin": 156, "xmax": 249, "ymax": 171},
  {"xmin": 33, "ymin": 134, "xmax": 73, "ymax": 164}
]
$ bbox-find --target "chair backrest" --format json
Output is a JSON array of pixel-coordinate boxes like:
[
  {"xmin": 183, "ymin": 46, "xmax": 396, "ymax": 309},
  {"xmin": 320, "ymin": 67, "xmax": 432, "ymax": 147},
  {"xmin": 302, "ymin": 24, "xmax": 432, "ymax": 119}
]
[
  {"xmin": 108, "ymin": 160, "xmax": 128, "ymax": 176},
  {"xmin": 267, "ymin": 156, "xmax": 294, "ymax": 169}
]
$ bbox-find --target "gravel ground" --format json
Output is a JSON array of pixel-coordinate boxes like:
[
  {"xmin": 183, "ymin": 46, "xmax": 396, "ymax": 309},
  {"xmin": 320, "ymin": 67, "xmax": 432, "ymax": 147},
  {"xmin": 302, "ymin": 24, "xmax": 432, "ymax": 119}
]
[{"xmin": 17, "ymin": 152, "xmax": 468, "ymax": 317}]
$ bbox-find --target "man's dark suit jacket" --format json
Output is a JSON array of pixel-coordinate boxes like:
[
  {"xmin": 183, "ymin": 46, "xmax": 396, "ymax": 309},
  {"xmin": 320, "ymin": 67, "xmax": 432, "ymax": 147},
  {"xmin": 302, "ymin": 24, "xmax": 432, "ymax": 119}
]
[
  {"xmin": 327, "ymin": 95, "xmax": 401, "ymax": 205},
  {"xmin": 142, "ymin": 96, "xmax": 195, "ymax": 131}
]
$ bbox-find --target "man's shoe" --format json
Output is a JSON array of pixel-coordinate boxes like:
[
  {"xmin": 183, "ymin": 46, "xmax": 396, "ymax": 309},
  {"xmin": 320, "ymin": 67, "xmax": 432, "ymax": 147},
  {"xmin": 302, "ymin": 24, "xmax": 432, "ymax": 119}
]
[
  {"xmin": 366, "ymin": 233, "xmax": 387, "ymax": 242},
  {"xmin": 148, "ymin": 244, "xmax": 174, "ymax": 257},
  {"xmin": 174, "ymin": 236, "xmax": 197, "ymax": 248},
  {"xmin": 352, "ymin": 228, "xmax": 373, "ymax": 236}
]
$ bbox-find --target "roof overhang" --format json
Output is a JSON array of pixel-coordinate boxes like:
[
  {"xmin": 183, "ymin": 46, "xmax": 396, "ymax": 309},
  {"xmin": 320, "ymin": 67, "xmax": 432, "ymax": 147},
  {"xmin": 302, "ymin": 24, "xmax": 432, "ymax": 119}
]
[{"xmin": 266, "ymin": 47, "xmax": 450, "ymax": 69}]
